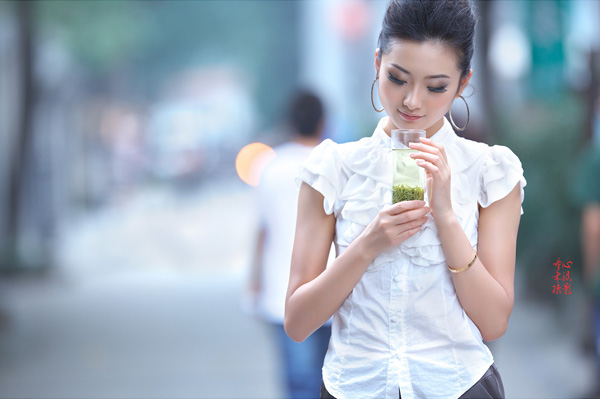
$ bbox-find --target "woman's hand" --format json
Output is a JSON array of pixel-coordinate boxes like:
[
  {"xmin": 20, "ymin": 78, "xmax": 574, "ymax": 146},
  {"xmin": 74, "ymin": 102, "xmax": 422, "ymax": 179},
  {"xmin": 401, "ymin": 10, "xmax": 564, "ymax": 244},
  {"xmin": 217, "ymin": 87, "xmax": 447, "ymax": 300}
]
[
  {"xmin": 358, "ymin": 200, "xmax": 429, "ymax": 260},
  {"xmin": 409, "ymin": 137, "xmax": 454, "ymax": 222}
]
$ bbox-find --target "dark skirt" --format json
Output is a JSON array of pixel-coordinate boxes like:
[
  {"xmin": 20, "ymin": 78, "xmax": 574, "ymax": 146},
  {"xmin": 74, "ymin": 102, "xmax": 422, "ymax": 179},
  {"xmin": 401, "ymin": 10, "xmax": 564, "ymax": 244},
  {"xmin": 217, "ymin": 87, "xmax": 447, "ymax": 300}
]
[{"xmin": 320, "ymin": 363, "xmax": 505, "ymax": 399}]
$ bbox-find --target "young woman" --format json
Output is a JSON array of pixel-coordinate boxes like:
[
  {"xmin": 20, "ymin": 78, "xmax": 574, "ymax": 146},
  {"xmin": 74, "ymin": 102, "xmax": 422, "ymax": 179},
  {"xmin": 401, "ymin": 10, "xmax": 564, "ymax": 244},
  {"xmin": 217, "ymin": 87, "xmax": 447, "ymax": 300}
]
[{"xmin": 285, "ymin": 1, "xmax": 526, "ymax": 398}]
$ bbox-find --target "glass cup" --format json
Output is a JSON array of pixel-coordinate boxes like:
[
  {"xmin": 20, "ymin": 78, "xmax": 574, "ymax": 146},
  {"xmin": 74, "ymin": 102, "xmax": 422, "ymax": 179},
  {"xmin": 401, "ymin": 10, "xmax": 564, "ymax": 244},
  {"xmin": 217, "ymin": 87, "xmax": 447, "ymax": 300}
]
[{"xmin": 391, "ymin": 129, "xmax": 426, "ymax": 203}]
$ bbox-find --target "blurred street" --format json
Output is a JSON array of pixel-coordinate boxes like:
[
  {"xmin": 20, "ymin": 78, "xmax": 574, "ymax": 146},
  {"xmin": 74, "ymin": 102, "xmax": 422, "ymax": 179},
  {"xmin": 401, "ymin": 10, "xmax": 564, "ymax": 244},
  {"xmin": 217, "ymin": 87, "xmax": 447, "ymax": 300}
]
[
  {"xmin": 0, "ymin": 180, "xmax": 283, "ymax": 399},
  {"xmin": 0, "ymin": 178, "xmax": 597, "ymax": 399}
]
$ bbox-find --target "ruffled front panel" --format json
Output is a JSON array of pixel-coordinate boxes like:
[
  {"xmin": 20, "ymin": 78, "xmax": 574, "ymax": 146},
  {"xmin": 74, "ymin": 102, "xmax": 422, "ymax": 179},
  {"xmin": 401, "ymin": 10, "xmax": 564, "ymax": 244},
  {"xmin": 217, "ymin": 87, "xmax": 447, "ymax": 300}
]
[
  {"xmin": 332, "ymin": 120, "xmax": 454, "ymax": 269},
  {"xmin": 332, "ymin": 136, "xmax": 395, "ymax": 270}
]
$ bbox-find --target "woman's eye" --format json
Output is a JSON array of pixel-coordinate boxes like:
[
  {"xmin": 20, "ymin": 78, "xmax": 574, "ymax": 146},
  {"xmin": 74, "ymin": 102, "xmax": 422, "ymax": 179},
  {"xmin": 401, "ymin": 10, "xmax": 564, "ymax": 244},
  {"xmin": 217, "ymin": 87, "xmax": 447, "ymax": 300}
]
[
  {"xmin": 387, "ymin": 74, "xmax": 405, "ymax": 85},
  {"xmin": 428, "ymin": 86, "xmax": 448, "ymax": 93}
]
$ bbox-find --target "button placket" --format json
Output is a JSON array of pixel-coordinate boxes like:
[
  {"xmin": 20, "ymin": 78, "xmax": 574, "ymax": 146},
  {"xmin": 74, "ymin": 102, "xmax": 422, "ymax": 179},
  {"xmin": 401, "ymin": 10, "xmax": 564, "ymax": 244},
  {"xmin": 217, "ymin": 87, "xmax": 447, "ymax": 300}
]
[
  {"xmin": 389, "ymin": 265, "xmax": 402, "ymax": 354},
  {"xmin": 397, "ymin": 257, "xmax": 412, "ymax": 396}
]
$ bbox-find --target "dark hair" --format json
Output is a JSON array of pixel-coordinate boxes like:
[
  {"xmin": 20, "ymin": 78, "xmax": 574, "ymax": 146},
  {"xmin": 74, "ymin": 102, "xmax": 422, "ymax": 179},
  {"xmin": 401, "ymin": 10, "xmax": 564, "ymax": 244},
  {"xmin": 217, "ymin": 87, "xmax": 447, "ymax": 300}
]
[
  {"xmin": 377, "ymin": 0, "xmax": 477, "ymax": 79},
  {"xmin": 288, "ymin": 91, "xmax": 324, "ymax": 138}
]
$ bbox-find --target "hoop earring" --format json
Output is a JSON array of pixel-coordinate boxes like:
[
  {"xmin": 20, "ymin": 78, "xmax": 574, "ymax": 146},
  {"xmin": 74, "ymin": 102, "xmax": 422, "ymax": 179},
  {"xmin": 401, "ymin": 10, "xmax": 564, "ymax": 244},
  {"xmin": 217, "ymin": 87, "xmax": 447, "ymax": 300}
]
[
  {"xmin": 371, "ymin": 77, "xmax": 384, "ymax": 113},
  {"xmin": 449, "ymin": 95, "xmax": 469, "ymax": 131}
]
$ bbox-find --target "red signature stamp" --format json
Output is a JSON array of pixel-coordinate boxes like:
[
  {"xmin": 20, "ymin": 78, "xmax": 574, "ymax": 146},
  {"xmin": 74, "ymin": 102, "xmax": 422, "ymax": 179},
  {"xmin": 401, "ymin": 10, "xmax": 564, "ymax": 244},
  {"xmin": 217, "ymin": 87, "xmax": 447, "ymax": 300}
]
[{"xmin": 552, "ymin": 258, "xmax": 572, "ymax": 295}]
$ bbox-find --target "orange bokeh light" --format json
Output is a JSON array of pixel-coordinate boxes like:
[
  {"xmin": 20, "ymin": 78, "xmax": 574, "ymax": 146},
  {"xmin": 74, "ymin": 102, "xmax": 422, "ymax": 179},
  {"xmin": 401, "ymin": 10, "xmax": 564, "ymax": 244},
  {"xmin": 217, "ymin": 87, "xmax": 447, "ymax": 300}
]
[{"xmin": 235, "ymin": 142, "xmax": 276, "ymax": 187}]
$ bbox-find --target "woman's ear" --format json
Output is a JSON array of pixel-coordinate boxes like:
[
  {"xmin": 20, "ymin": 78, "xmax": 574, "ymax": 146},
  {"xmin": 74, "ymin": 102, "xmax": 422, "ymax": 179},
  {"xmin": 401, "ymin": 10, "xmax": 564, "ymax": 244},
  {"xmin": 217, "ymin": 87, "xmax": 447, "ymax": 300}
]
[
  {"xmin": 457, "ymin": 69, "xmax": 473, "ymax": 97},
  {"xmin": 374, "ymin": 48, "xmax": 381, "ymax": 76}
]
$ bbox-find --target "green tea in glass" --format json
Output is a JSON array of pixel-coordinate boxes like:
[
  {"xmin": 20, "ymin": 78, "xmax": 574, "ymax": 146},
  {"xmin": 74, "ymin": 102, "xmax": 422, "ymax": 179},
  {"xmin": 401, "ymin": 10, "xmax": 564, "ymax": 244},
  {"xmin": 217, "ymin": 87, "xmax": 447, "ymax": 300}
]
[{"xmin": 391, "ymin": 129, "xmax": 425, "ymax": 203}]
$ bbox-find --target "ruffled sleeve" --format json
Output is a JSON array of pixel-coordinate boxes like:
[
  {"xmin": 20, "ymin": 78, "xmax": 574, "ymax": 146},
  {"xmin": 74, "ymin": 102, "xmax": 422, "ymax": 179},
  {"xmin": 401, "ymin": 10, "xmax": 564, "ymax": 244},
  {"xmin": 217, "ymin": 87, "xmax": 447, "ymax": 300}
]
[
  {"xmin": 296, "ymin": 139, "xmax": 346, "ymax": 216},
  {"xmin": 478, "ymin": 145, "xmax": 527, "ymax": 214}
]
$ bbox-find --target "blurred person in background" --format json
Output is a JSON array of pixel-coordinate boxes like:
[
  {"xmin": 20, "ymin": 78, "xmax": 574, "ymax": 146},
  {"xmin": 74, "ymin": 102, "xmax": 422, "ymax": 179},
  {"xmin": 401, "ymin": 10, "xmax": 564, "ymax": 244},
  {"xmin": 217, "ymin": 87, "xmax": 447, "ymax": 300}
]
[
  {"xmin": 578, "ymin": 99, "xmax": 600, "ymax": 396},
  {"xmin": 593, "ymin": 91, "xmax": 600, "ymax": 149},
  {"xmin": 249, "ymin": 90, "xmax": 332, "ymax": 399},
  {"xmin": 285, "ymin": 1, "xmax": 526, "ymax": 398}
]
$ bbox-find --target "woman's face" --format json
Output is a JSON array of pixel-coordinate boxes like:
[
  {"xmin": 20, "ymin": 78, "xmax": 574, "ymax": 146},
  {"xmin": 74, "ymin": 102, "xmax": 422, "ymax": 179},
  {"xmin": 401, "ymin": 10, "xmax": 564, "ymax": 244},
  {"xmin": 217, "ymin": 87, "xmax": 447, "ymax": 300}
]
[{"xmin": 375, "ymin": 39, "xmax": 471, "ymax": 138}]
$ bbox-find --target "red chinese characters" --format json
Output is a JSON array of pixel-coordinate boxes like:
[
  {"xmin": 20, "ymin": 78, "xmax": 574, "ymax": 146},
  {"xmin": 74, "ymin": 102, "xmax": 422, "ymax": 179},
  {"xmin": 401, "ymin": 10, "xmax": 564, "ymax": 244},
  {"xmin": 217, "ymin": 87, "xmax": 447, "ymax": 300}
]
[{"xmin": 552, "ymin": 258, "xmax": 573, "ymax": 295}]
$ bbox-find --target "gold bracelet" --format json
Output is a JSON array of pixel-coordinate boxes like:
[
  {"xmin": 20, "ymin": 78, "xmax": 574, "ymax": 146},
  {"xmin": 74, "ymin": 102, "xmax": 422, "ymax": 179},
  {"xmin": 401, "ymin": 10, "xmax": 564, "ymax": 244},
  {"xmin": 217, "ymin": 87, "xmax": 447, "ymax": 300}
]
[{"xmin": 448, "ymin": 252, "xmax": 477, "ymax": 274}]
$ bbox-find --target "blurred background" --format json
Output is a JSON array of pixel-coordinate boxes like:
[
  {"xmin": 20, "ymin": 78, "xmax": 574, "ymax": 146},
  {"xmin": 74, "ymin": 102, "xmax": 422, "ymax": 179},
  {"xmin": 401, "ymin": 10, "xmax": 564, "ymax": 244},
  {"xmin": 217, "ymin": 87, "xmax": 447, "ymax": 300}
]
[{"xmin": 0, "ymin": 0, "xmax": 599, "ymax": 398}]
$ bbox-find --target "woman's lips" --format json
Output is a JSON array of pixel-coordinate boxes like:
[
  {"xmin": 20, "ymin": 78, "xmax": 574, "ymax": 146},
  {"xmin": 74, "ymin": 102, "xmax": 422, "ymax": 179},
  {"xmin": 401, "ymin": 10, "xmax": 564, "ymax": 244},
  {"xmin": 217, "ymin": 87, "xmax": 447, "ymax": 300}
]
[{"xmin": 399, "ymin": 110, "xmax": 423, "ymax": 122}]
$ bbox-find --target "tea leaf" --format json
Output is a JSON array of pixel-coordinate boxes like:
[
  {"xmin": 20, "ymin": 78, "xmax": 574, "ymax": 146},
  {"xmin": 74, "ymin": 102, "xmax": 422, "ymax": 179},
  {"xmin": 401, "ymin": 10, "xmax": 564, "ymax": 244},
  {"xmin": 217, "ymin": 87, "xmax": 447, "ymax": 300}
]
[{"xmin": 392, "ymin": 185, "xmax": 424, "ymax": 203}]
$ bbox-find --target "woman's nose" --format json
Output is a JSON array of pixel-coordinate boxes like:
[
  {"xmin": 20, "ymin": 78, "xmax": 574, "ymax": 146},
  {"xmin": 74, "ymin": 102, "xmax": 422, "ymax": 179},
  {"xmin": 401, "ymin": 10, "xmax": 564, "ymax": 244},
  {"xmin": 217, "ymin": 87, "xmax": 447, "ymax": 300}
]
[{"xmin": 403, "ymin": 87, "xmax": 422, "ymax": 111}]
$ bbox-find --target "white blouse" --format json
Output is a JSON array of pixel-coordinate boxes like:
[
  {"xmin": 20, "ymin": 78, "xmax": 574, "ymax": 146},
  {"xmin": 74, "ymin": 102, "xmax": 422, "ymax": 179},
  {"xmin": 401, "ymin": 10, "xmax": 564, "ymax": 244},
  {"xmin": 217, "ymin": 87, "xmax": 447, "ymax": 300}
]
[{"xmin": 296, "ymin": 117, "xmax": 526, "ymax": 399}]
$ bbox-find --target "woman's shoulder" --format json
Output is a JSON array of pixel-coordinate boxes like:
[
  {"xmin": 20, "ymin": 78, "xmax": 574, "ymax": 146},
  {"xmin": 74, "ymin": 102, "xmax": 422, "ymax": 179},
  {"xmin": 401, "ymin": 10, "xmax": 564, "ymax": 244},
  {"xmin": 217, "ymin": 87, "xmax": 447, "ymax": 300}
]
[
  {"xmin": 455, "ymin": 138, "xmax": 526, "ymax": 211},
  {"xmin": 308, "ymin": 135, "xmax": 378, "ymax": 163},
  {"xmin": 449, "ymin": 135, "xmax": 522, "ymax": 173},
  {"xmin": 319, "ymin": 134, "xmax": 376, "ymax": 149},
  {"xmin": 445, "ymin": 136, "xmax": 488, "ymax": 174},
  {"xmin": 451, "ymin": 135, "xmax": 492, "ymax": 157},
  {"xmin": 297, "ymin": 136, "xmax": 376, "ymax": 215},
  {"xmin": 456, "ymin": 135, "xmax": 522, "ymax": 157}
]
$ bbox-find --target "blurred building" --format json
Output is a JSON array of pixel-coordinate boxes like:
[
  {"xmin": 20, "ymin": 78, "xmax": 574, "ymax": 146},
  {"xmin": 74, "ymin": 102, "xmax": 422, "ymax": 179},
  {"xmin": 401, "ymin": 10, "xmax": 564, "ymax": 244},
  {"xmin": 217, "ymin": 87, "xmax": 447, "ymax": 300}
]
[{"xmin": 146, "ymin": 67, "xmax": 255, "ymax": 184}]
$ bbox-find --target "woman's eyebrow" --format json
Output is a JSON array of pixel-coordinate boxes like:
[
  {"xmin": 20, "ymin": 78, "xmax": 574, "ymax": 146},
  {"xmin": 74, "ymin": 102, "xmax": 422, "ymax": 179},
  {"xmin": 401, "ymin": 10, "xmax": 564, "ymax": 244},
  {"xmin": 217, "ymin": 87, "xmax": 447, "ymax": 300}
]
[{"xmin": 390, "ymin": 63, "xmax": 450, "ymax": 79}]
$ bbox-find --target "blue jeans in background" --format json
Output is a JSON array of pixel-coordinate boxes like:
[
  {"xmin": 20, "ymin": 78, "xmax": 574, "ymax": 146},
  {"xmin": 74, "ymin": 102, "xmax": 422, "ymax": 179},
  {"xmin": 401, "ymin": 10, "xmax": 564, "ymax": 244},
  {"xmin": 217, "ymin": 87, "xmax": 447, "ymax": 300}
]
[
  {"xmin": 275, "ymin": 324, "xmax": 332, "ymax": 399},
  {"xmin": 593, "ymin": 302, "xmax": 600, "ymax": 385}
]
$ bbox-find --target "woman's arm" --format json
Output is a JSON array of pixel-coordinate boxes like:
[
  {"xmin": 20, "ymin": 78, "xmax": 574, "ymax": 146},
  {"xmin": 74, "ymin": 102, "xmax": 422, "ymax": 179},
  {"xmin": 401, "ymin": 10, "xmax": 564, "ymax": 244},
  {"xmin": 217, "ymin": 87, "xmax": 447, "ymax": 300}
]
[
  {"xmin": 284, "ymin": 182, "xmax": 429, "ymax": 342},
  {"xmin": 409, "ymin": 137, "xmax": 521, "ymax": 341},
  {"xmin": 436, "ymin": 183, "xmax": 521, "ymax": 341}
]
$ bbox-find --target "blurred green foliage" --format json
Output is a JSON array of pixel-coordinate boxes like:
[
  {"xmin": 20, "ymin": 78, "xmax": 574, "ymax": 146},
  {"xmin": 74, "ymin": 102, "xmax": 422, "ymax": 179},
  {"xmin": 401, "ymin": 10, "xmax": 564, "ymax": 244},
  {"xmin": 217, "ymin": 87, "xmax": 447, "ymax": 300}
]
[
  {"xmin": 495, "ymin": 94, "xmax": 585, "ymax": 297},
  {"xmin": 36, "ymin": 0, "xmax": 300, "ymax": 127},
  {"xmin": 525, "ymin": 1, "xmax": 568, "ymax": 98},
  {"xmin": 36, "ymin": 1, "xmax": 149, "ymax": 74}
]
